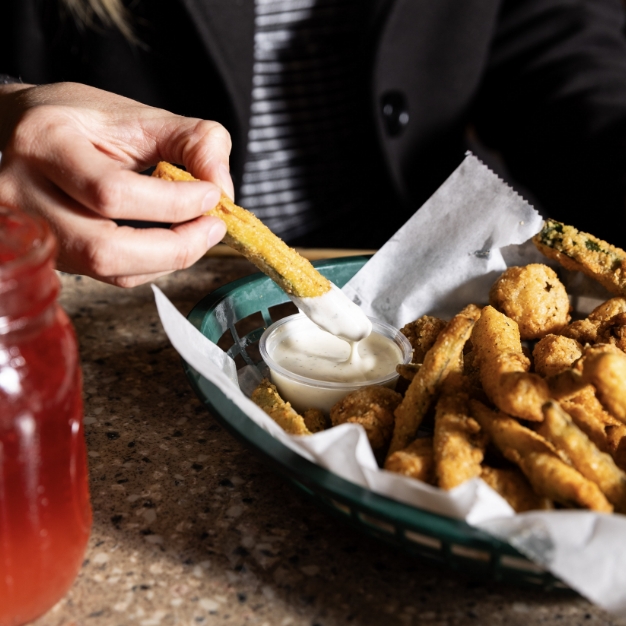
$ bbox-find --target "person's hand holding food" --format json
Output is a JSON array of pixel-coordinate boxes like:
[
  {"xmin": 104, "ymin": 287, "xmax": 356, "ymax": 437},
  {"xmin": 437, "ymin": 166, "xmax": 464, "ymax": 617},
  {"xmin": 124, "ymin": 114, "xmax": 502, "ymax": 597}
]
[{"xmin": 0, "ymin": 81, "xmax": 233, "ymax": 287}]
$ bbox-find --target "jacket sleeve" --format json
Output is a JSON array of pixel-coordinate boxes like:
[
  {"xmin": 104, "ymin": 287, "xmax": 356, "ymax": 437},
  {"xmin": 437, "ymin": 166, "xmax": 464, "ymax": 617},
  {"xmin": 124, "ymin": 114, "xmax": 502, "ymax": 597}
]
[{"xmin": 472, "ymin": 0, "xmax": 626, "ymax": 246}]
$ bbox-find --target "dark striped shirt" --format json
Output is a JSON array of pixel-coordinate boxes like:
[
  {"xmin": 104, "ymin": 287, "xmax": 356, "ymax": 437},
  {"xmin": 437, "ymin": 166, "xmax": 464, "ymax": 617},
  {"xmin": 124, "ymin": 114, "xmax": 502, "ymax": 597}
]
[{"xmin": 240, "ymin": 0, "xmax": 372, "ymax": 242}]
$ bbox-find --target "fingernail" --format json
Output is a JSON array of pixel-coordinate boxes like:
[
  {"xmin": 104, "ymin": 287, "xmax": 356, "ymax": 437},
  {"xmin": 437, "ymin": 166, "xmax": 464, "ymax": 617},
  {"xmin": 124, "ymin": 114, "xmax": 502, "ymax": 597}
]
[
  {"xmin": 202, "ymin": 187, "xmax": 222, "ymax": 214},
  {"xmin": 207, "ymin": 219, "xmax": 227, "ymax": 247},
  {"xmin": 218, "ymin": 163, "xmax": 235, "ymax": 200}
]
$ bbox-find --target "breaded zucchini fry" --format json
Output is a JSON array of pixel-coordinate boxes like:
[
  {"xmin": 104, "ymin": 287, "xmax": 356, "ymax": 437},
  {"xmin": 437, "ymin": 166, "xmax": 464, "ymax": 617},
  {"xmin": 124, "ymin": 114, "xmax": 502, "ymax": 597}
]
[
  {"xmin": 471, "ymin": 306, "xmax": 550, "ymax": 421},
  {"xmin": 588, "ymin": 297, "xmax": 626, "ymax": 323},
  {"xmin": 545, "ymin": 368, "xmax": 587, "ymax": 402},
  {"xmin": 533, "ymin": 219, "xmax": 626, "ymax": 296},
  {"xmin": 597, "ymin": 312, "xmax": 626, "ymax": 352},
  {"xmin": 539, "ymin": 401, "xmax": 626, "ymax": 512},
  {"xmin": 400, "ymin": 315, "xmax": 447, "ymax": 363},
  {"xmin": 480, "ymin": 466, "xmax": 552, "ymax": 513},
  {"xmin": 545, "ymin": 343, "xmax": 622, "ymax": 402},
  {"xmin": 388, "ymin": 304, "xmax": 481, "ymax": 457},
  {"xmin": 396, "ymin": 363, "xmax": 421, "ymax": 382},
  {"xmin": 559, "ymin": 297, "xmax": 626, "ymax": 345},
  {"xmin": 470, "ymin": 400, "xmax": 612, "ymax": 512},
  {"xmin": 251, "ymin": 379, "xmax": 311, "ymax": 435},
  {"xmin": 152, "ymin": 162, "xmax": 330, "ymax": 298},
  {"xmin": 433, "ymin": 373, "xmax": 487, "ymax": 490},
  {"xmin": 582, "ymin": 348, "xmax": 626, "ymax": 422},
  {"xmin": 384, "ymin": 437, "xmax": 436, "ymax": 484},
  {"xmin": 561, "ymin": 386, "xmax": 626, "ymax": 471}
]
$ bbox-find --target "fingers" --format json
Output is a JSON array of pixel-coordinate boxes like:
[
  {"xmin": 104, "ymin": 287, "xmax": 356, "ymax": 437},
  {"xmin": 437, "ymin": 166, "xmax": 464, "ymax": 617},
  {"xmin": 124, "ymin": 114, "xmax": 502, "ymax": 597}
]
[
  {"xmin": 18, "ymin": 127, "xmax": 220, "ymax": 223},
  {"xmin": 146, "ymin": 117, "xmax": 235, "ymax": 199},
  {"xmin": 58, "ymin": 215, "xmax": 227, "ymax": 285},
  {"xmin": 1, "ymin": 168, "xmax": 227, "ymax": 284}
]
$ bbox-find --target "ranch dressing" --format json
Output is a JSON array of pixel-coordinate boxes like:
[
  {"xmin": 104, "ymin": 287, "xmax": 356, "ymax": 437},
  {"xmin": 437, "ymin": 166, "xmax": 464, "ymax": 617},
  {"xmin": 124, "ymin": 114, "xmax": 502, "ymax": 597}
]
[
  {"xmin": 260, "ymin": 314, "xmax": 411, "ymax": 414},
  {"xmin": 269, "ymin": 317, "xmax": 401, "ymax": 384},
  {"xmin": 290, "ymin": 283, "xmax": 372, "ymax": 342}
]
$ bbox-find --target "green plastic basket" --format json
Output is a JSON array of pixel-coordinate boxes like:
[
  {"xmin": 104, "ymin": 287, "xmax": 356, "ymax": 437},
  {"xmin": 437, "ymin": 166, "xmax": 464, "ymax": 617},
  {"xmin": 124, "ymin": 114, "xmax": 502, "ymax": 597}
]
[{"xmin": 183, "ymin": 256, "xmax": 567, "ymax": 590}]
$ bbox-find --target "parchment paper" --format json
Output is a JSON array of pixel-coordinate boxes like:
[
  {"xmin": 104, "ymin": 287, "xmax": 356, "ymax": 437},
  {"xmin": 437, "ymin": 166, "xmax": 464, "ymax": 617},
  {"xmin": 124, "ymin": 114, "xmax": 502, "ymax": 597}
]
[{"xmin": 153, "ymin": 153, "xmax": 626, "ymax": 616}]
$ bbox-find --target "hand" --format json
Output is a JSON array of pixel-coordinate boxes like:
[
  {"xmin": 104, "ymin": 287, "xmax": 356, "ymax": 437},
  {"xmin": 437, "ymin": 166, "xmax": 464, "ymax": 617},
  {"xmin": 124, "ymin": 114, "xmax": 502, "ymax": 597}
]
[{"xmin": 0, "ymin": 82, "xmax": 234, "ymax": 287}]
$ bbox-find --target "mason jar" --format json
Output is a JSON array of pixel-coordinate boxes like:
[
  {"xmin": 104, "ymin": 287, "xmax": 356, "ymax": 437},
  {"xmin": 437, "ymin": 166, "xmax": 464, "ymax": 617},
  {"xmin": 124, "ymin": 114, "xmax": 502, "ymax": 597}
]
[{"xmin": 0, "ymin": 207, "xmax": 91, "ymax": 626}]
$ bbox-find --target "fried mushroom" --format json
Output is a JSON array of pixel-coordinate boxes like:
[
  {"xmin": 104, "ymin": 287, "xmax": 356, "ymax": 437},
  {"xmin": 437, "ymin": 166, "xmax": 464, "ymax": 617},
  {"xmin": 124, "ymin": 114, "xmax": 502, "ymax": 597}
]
[
  {"xmin": 489, "ymin": 264, "xmax": 570, "ymax": 340},
  {"xmin": 330, "ymin": 385, "xmax": 402, "ymax": 455}
]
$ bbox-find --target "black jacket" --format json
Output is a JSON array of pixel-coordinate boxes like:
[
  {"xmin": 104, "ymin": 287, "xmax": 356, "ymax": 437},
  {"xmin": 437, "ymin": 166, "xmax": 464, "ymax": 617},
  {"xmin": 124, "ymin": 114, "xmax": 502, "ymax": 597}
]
[{"xmin": 4, "ymin": 0, "xmax": 626, "ymax": 246}]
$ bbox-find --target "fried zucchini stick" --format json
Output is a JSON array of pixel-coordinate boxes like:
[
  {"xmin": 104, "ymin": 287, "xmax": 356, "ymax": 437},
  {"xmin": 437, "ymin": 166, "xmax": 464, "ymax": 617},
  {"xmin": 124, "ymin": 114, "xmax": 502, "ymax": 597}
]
[
  {"xmin": 561, "ymin": 386, "xmax": 626, "ymax": 471},
  {"xmin": 384, "ymin": 437, "xmax": 436, "ymax": 484},
  {"xmin": 533, "ymin": 219, "xmax": 626, "ymax": 296},
  {"xmin": 582, "ymin": 349, "xmax": 626, "ymax": 423},
  {"xmin": 480, "ymin": 466, "xmax": 552, "ymax": 513},
  {"xmin": 251, "ymin": 379, "xmax": 311, "ymax": 436},
  {"xmin": 539, "ymin": 401, "xmax": 626, "ymax": 512},
  {"xmin": 544, "ymin": 343, "xmax": 623, "ymax": 402},
  {"xmin": 153, "ymin": 161, "xmax": 330, "ymax": 298},
  {"xmin": 433, "ymin": 373, "xmax": 487, "ymax": 490},
  {"xmin": 471, "ymin": 306, "xmax": 550, "ymax": 421},
  {"xmin": 470, "ymin": 400, "xmax": 612, "ymax": 512},
  {"xmin": 559, "ymin": 297, "xmax": 626, "ymax": 345},
  {"xmin": 388, "ymin": 304, "xmax": 481, "ymax": 457}
]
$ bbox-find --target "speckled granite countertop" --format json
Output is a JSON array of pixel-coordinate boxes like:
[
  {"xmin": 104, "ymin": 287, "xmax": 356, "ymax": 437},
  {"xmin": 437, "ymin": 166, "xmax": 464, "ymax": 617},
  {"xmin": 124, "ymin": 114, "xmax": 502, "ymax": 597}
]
[{"xmin": 35, "ymin": 257, "xmax": 618, "ymax": 626}]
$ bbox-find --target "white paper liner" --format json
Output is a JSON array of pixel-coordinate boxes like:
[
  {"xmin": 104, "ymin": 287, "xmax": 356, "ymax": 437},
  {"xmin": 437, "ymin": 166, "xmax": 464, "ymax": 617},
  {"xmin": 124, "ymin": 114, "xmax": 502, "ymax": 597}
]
[{"xmin": 153, "ymin": 153, "xmax": 626, "ymax": 616}]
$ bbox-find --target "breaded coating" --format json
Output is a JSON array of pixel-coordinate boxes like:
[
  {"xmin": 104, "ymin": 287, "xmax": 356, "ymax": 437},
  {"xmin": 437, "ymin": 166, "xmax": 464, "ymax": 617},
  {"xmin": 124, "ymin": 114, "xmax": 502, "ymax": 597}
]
[
  {"xmin": 597, "ymin": 312, "xmax": 626, "ymax": 352},
  {"xmin": 330, "ymin": 386, "xmax": 402, "ymax": 455},
  {"xmin": 559, "ymin": 297, "xmax": 626, "ymax": 345},
  {"xmin": 470, "ymin": 400, "xmax": 612, "ymax": 512},
  {"xmin": 302, "ymin": 408, "xmax": 330, "ymax": 434},
  {"xmin": 251, "ymin": 379, "xmax": 311, "ymax": 436},
  {"xmin": 545, "ymin": 343, "xmax": 620, "ymax": 401},
  {"xmin": 539, "ymin": 401, "xmax": 626, "ymax": 512},
  {"xmin": 562, "ymin": 386, "xmax": 626, "ymax": 471},
  {"xmin": 559, "ymin": 318, "xmax": 599, "ymax": 344},
  {"xmin": 433, "ymin": 373, "xmax": 487, "ymax": 490},
  {"xmin": 384, "ymin": 438, "xmax": 436, "ymax": 484},
  {"xmin": 489, "ymin": 264, "xmax": 570, "ymax": 340},
  {"xmin": 400, "ymin": 315, "xmax": 447, "ymax": 363},
  {"xmin": 533, "ymin": 334, "xmax": 583, "ymax": 378},
  {"xmin": 152, "ymin": 162, "xmax": 330, "ymax": 298},
  {"xmin": 533, "ymin": 219, "xmax": 626, "ymax": 296},
  {"xmin": 396, "ymin": 363, "xmax": 421, "ymax": 382},
  {"xmin": 389, "ymin": 304, "xmax": 481, "ymax": 457},
  {"xmin": 462, "ymin": 348, "xmax": 482, "ymax": 390},
  {"xmin": 588, "ymin": 297, "xmax": 626, "ymax": 323},
  {"xmin": 471, "ymin": 306, "xmax": 550, "ymax": 421},
  {"xmin": 545, "ymin": 367, "xmax": 587, "ymax": 402},
  {"xmin": 480, "ymin": 466, "xmax": 552, "ymax": 513},
  {"xmin": 582, "ymin": 348, "xmax": 626, "ymax": 423}
]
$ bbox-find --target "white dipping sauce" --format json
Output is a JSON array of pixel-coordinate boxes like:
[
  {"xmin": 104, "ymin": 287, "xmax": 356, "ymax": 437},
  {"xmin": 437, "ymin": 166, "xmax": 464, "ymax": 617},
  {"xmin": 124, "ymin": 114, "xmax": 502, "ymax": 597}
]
[
  {"xmin": 260, "ymin": 314, "xmax": 408, "ymax": 414},
  {"xmin": 271, "ymin": 320, "xmax": 401, "ymax": 383},
  {"xmin": 290, "ymin": 283, "xmax": 372, "ymax": 342}
]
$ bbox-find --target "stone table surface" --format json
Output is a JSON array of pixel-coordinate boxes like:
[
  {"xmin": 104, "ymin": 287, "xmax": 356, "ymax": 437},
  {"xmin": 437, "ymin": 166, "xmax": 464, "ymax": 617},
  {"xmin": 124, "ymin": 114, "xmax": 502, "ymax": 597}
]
[{"xmin": 35, "ymin": 256, "xmax": 620, "ymax": 626}]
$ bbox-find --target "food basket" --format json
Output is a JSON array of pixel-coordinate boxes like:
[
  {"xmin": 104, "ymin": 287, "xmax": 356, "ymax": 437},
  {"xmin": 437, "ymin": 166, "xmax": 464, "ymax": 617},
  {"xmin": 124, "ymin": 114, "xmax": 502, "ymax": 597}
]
[{"xmin": 183, "ymin": 256, "xmax": 569, "ymax": 591}]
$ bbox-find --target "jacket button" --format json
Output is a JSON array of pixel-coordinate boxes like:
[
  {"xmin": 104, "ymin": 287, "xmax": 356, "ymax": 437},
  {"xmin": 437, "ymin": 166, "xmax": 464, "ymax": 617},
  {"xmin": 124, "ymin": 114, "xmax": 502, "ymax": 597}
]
[{"xmin": 381, "ymin": 91, "xmax": 409, "ymax": 137}]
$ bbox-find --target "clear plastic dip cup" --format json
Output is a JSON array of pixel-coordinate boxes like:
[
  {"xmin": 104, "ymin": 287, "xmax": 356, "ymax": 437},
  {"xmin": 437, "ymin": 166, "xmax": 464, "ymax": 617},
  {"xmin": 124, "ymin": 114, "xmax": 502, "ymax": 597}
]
[{"xmin": 259, "ymin": 313, "xmax": 413, "ymax": 414}]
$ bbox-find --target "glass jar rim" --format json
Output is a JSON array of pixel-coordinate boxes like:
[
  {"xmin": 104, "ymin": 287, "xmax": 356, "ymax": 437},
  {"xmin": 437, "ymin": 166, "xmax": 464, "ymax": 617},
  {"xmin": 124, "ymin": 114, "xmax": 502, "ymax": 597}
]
[{"xmin": 0, "ymin": 207, "xmax": 56, "ymax": 280}]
